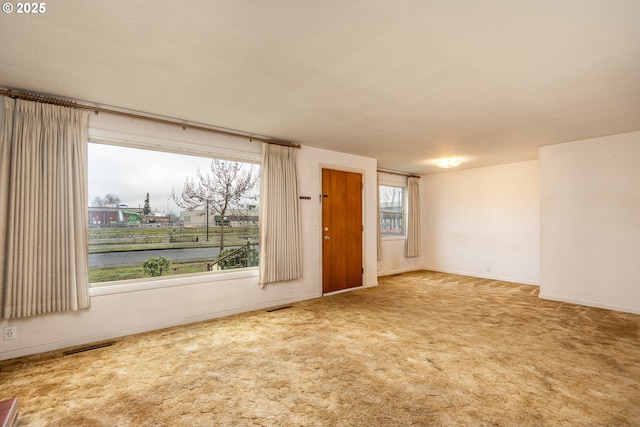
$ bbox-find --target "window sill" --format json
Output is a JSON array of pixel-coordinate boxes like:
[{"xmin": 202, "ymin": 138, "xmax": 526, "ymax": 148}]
[
  {"xmin": 89, "ymin": 267, "xmax": 259, "ymax": 296},
  {"xmin": 381, "ymin": 236, "xmax": 406, "ymax": 241}
]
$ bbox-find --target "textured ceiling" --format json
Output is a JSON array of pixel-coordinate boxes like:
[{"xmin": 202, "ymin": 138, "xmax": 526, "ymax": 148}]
[{"xmin": 1, "ymin": 1, "xmax": 639, "ymax": 174}]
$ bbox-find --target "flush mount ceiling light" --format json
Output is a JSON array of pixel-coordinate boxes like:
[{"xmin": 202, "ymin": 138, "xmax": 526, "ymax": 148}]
[{"xmin": 436, "ymin": 158, "xmax": 462, "ymax": 168}]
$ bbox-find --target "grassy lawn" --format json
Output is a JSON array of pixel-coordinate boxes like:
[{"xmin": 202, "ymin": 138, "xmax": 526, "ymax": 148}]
[
  {"xmin": 89, "ymin": 260, "xmax": 210, "ymax": 284},
  {"xmin": 88, "ymin": 224, "xmax": 258, "ymax": 284}
]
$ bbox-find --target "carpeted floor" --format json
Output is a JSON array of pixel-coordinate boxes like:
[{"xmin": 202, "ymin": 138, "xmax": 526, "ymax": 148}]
[{"xmin": 1, "ymin": 270, "xmax": 639, "ymax": 426}]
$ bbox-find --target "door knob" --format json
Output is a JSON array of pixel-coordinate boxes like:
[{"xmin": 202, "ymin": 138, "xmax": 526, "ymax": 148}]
[{"xmin": 324, "ymin": 235, "xmax": 330, "ymax": 240}]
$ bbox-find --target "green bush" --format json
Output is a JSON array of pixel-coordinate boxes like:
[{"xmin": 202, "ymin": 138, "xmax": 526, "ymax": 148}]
[{"xmin": 142, "ymin": 256, "xmax": 172, "ymax": 277}]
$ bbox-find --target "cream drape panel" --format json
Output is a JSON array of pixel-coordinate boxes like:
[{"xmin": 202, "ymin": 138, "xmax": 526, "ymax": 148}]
[
  {"xmin": 377, "ymin": 173, "xmax": 382, "ymax": 261},
  {"xmin": 405, "ymin": 176, "xmax": 421, "ymax": 257},
  {"xmin": 258, "ymin": 143, "xmax": 301, "ymax": 286},
  {"xmin": 0, "ymin": 97, "xmax": 90, "ymax": 319}
]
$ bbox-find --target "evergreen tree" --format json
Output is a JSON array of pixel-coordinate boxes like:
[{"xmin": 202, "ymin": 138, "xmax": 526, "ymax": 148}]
[{"xmin": 143, "ymin": 193, "xmax": 151, "ymax": 216}]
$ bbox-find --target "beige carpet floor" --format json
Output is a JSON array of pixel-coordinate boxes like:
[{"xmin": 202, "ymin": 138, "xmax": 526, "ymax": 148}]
[{"xmin": 1, "ymin": 271, "xmax": 639, "ymax": 426}]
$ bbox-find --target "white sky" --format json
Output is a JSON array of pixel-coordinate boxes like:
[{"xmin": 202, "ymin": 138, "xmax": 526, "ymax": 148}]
[{"xmin": 88, "ymin": 143, "xmax": 258, "ymax": 215}]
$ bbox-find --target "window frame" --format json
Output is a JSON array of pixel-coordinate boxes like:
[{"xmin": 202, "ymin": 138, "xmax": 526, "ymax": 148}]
[
  {"xmin": 379, "ymin": 183, "xmax": 406, "ymax": 239},
  {"xmin": 87, "ymin": 128, "xmax": 262, "ymax": 291}
]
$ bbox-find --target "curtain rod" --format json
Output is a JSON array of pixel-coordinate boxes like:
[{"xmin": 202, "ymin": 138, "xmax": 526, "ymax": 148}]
[
  {"xmin": 377, "ymin": 168, "xmax": 421, "ymax": 179},
  {"xmin": 0, "ymin": 88, "xmax": 301, "ymax": 149}
]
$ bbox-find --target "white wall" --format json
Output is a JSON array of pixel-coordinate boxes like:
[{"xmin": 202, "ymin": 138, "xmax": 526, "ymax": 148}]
[
  {"xmin": 377, "ymin": 172, "xmax": 423, "ymax": 276},
  {"xmin": 422, "ymin": 161, "xmax": 541, "ymax": 285},
  {"xmin": 540, "ymin": 131, "xmax": 640, "ymax": 314},
  {"xmin": 378, "ymin": 239, "xmax": 423, "ymax": 276},
  {"xmin": 0, "ymin": 111, "xmax": 378, "ymax": 360}
]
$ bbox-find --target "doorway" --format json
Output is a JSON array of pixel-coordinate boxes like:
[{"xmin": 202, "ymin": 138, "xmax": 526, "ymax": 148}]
[{"xmin": 322, "ymin": 168, "xmax": 363, "ymax": 294}]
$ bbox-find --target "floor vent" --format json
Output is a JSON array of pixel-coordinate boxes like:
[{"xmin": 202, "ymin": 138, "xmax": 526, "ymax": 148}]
[
  {"xmin": 266, "ymin": 305, "xmax": 292, "ymax": 313},
  {"xmin": 63, "ymin": 341, "xmax": 116, "ymax": 356}
]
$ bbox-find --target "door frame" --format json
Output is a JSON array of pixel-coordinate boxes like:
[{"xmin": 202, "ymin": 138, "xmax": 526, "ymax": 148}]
[{"xmin": 318, "ymin": 164, "xmax": 367, "ymax": 296}]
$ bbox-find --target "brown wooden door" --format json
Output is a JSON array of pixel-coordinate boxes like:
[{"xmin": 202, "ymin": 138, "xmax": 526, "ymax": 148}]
[{"xmin": 322, "ymin": 169, "xmax": 363, "ymax": 293}]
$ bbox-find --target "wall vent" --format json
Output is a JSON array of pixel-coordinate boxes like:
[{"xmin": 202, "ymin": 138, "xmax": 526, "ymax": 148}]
[
  {"xmin": 266, "ymin": 305, "xmax": 292, "ymax": 313},
  {"xmin": 63, "ymin": 341, "xmax": 116, "ymax": 356}
]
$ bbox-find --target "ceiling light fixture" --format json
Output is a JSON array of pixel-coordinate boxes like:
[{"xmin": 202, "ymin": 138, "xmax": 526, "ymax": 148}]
[{"xmin": 436, "ymin": 158, "xmax": 462, "ymax": 168}]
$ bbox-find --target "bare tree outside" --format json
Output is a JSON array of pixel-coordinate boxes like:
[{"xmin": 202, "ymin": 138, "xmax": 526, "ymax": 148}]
[
  {"xmin": 92, "ymin": 193, "xmax": 121, "ymax": 207},
  {"xmin": 171, "ymin": 159, "xmax": 258, "ymax": 250}
]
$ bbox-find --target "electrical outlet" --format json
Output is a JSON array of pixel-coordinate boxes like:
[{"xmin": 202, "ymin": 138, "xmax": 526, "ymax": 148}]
[{"xmin": 4, "ymin": 326, "xmax": 17, "ymax": 341}]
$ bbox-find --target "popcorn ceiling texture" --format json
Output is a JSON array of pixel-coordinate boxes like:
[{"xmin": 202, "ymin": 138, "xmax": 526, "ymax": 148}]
[
  {"xmin": 1, "ymin": 2, "xmax": 640, "ymax": 174},
  {"xmin": 1, "ymin": 271, "xmax": 638, "ymax": 426}
]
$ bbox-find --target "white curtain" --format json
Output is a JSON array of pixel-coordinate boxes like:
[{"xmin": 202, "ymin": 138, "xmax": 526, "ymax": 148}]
[
  {"xmin": 405, "ymin": 176, "xmax": 421, "ymax": 257},
  {"xmin": 0, "ymin": 97, "xmax": 90, "ymax": 319},
  {"xmin": 258, "ymin": 143, "xmax": 301, "ymax": 286}
]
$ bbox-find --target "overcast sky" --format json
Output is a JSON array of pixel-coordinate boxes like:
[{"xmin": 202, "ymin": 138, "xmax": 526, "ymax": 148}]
[{"xmin": 88, "ymin": 144, "xmax": 258, "ymax": 215}]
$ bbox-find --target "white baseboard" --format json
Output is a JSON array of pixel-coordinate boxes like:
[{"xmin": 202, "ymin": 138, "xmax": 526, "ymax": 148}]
[
  {"xmin": 377, "ymin": 267, "xmax": 424, "ymax": 277},
  {"xmin": 421, "ymin": 266, "xmax": 540, "ymax": 286},
  {"xmin": 539, "ymin": 292, "xmax": 640, "ymax": 315}
]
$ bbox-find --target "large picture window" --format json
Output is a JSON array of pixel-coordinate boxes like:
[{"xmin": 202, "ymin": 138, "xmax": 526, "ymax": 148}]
[
  {"xmin": 88, "ymin": 143, "xmax": 260, "ymax": 286},
  {"xmin": 379, "ymin": 185, "xmax": 405, "ymax": 237}
]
